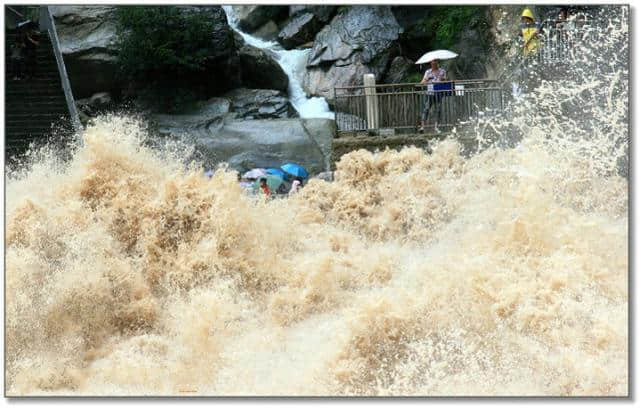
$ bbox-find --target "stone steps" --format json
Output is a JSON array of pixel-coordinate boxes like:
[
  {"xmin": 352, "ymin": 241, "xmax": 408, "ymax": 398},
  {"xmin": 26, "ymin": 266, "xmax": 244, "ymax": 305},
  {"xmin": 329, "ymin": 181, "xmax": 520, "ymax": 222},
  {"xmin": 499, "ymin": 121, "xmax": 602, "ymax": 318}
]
[{"xmin": 6, "ymin": 29, "xmax": 73, "ymax": 157}]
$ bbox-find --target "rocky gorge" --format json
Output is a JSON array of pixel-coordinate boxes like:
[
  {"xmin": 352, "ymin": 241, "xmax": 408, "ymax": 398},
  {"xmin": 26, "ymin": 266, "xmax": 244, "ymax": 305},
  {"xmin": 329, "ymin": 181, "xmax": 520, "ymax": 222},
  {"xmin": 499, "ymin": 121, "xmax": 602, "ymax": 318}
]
[{"xmin": 50, "ymin": 4, "xmax": 570, "ymax": 174}]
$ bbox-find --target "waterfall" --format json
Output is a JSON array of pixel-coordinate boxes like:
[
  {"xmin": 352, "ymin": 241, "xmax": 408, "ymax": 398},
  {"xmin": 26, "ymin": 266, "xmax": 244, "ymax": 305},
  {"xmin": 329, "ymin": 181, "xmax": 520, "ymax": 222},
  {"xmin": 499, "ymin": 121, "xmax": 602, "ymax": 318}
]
[{"xmin": 222, "ymin": 6, "xmax": 335, "ymax": 120}]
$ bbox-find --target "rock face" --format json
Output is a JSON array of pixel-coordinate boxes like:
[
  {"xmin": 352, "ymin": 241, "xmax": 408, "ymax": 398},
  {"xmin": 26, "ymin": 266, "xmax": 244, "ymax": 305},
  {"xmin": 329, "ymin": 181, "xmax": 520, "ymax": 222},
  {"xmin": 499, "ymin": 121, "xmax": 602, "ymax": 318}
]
[
  {"xmin": 289, "ymin": 6, "xmax": 337, "ymax": 23},
  {"xmin": 252, "ymin": 20, "xmax": 279, "ymax": 41},
  {"xmin": 450, "ymin": 23, "xmax": 491, "ymax": 80},
  {"xmin": 383, "ymin": 56, "xmax": 415, "ymax": 83},
  {"xmin": 238, "ymin": 43, "xmax": 289, "ymax": 92},
  {"xmin": 52, "ymin": 5, "xmax": 242, "ymax": 99},
  {"xmin": 174, "ymin": 6, "xmax": 242, "ymax": 96},
  {"xmin": 224, "ymin": 88, "xmax": 295, "ymax": 120},
  {"xmin": 304, "ymin": 6, "xmax": 402, "ymax": 100},
  {"xmin": 278, "ymin": 12, "xmax": 322, "ymax": 49},
  {"xmin": 391, "ymin": 6, "xmax": 499, "ymax": 81},
  {"xmin": 153, "ymin": 113, "xmax": 335, "ymax": 174},
  {"xmin": 390, "ymin": 6, "xmax": 432, "ymax": 62},
  {"xmin": 50, "ymin": 6, "xmax": 120, "ymax": 98},
  {"xmin": 233, "ymin": 5, "xmax": 289, "ymax": 32},
  {"xmin": 278, "ymin": 6, "xmax": 338, "ymax": 49}
]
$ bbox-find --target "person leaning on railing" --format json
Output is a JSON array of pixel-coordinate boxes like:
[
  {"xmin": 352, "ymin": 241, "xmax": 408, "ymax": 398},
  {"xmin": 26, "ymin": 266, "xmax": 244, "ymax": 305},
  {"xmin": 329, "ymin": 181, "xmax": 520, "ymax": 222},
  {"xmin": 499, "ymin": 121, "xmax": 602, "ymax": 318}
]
[{"xmin": 417, "ymin": 59, "xmax": 446, "ymax": 133}]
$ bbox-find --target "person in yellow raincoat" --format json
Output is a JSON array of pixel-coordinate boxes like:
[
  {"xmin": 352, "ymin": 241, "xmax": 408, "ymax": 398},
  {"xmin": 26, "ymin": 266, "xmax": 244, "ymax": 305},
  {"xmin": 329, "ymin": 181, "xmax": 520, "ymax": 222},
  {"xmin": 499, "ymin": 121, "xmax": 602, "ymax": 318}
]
[{"xmin": 518, "ymin": 8, "xmax": 542, "ymax": 57}]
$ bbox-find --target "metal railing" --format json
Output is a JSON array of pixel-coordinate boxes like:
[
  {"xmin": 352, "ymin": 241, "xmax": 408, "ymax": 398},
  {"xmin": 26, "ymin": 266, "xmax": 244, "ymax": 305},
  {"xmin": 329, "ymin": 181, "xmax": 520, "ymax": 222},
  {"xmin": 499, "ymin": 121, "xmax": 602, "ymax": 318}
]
[
  {"xmin": 39, "ymin": 6, "xmax": 82, "ymax": 131},
  {"xmin": 334, "ymin": 79, "xmax": 504, "ymax": 134},
  {"xmin": 535, "ymin": 20, "xmax": 594, "ymax": 65}
]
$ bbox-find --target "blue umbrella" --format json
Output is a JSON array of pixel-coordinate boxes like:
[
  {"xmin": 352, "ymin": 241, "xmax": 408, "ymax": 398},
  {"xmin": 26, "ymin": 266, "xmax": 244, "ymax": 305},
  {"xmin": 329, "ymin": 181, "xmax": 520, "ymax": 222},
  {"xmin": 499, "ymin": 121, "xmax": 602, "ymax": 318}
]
[
  {"xmin": 266, "ymin": 168, "xmax": 287, "ymax": 178},
  {"xmin": 281, "ymin": 163, "xmax": 308, "ymax": 179}
]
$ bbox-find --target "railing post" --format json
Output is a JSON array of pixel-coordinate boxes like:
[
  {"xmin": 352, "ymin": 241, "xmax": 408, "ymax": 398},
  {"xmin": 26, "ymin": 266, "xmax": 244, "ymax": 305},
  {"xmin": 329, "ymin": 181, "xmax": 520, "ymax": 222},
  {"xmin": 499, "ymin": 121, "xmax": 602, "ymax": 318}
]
[
  {"xmin": 363, "ymin": 74, "xmax": 379, "ymax": 131},
  {"xmin": 40, "ymin": 6, "xmax": 82, "ymax": 132}
]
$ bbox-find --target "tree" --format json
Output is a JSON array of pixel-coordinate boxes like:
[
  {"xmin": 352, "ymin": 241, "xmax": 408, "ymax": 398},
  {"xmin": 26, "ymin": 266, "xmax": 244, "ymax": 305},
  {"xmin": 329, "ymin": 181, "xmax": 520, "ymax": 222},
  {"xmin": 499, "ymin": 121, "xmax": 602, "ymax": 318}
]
[{"xmin": 115, "ymin": 6, "xmax": 220, "ymax": 112}]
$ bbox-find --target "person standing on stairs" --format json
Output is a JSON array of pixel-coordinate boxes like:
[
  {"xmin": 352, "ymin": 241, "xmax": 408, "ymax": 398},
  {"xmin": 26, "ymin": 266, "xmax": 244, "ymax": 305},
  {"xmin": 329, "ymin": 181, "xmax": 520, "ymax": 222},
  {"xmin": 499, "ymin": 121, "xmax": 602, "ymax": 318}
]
[
  {"xmin": 9, "ymin": 35, "xmax": 26, "ymax": 81},
  {"xmin": 23, "ymin": 24, "xmax": 40, "ymax": 80}
]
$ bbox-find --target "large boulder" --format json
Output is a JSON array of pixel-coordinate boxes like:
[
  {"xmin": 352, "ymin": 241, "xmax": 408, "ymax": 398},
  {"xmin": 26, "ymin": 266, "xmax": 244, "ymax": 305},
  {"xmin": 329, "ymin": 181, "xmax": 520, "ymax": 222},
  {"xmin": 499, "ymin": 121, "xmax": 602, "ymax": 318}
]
[
  {"xmin": 278, "ymin": 12, "xmax": 322, "ymax": 49},
  {"xmin": 151, "ymin": 98, "xmax": 231, "ymax": 135},
  {"xmin": 50, "ymin": 6, "xmax": 120, "ymax": 98},
  {"xmin": 303, "ymin": 6, "xmax": 402, "ymax": 100},
  {"xmin": 153, "ymin": 115, "xmax": 335, "ymax": 174},
  {"xmin": 52, "ymin": 5, "xmax": 243, "ymax": 99},
  {"xmin": 224, "ymin": 88, "xmax": 295, "ymax": 120},
  {"xmin": 238, "ymin": 43, "xmax": 289, "ymax": 92},
  {"xmin": 289, "ymin": 6, "xmax": 337, "ymax": 23},
  {"xmin": 232, "ymin": 5, "xmax": 289, "ymax": 32},
  {"xmin": 252, "ymin": 20, "xmax": 279, "ymax": 41}
]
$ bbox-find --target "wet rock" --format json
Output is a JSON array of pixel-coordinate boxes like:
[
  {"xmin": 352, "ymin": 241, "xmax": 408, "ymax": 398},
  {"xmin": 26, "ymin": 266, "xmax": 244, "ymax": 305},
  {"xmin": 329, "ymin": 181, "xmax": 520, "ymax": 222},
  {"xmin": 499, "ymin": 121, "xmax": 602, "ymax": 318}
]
[
  {"xmin": 314, "ymin": 171, "xmax": 334, "ymax": 182},
  {"xmin": 89, "ymin": 92, "xmax": 112, "ymax": 109},
  {"xmin": 50, "ymin": 6, "xmax": 119, "ymax": 98},
  {"xmin": 75, "ymin": 92, "xmax": 114, "ymax": 119},
  {"xmin": 52, "ymin": 5, "xmax": 242, "ymax": 99},
  {"xmin": 224, "ymin": 88, "xmax": 295, "ymax": 120},
  {"xmin": 383, "ymin": 56, "xmax": 416, "ymax": 83},
  {"xmin": 153, "ymin": 115, "xmax": 335, "ymax": 174},
  {"xmin": 233, "ymin": 5, "xmax": 289, "ymax": 32},
  {"xmin": 289, "ymin": 5, "xmax": 337, "ymax": 23},
  {"xmin": 278, "ymin": 12, "xmax": 322, "ymax": 49},
  {"xmin": 252, "ymin": 20, "xmax": 279, "ymax": 41},
  {"xmin": 303, "ymin": 6, "xmax": 402, "ymax": 100},
  {"xmin": 238, "ymin": 43, "xmax": 289, "ymax": 92},
  {"xmin": 305, "ymin": 61, "xmax": 370, "ymax": 102}
]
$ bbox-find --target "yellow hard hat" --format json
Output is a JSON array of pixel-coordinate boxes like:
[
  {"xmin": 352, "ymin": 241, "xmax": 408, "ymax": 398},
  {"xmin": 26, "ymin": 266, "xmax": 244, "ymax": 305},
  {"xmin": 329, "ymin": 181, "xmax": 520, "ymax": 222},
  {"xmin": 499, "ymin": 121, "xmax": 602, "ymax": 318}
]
[{"xmin": 521, "ymin": 8, "xmax": 534, "ymax": 20}]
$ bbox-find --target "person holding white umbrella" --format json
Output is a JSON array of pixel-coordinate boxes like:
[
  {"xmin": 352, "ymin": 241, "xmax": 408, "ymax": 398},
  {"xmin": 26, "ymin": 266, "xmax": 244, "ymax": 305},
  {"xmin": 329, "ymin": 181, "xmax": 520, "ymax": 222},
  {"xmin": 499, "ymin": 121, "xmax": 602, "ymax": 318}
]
[
  {"xmin": 415, "ymin": 50, "xmax": 457, "ymax": 133},
  {"xmin": 418, "ymin": 59, "xmax": 447, "ymax": 132}
]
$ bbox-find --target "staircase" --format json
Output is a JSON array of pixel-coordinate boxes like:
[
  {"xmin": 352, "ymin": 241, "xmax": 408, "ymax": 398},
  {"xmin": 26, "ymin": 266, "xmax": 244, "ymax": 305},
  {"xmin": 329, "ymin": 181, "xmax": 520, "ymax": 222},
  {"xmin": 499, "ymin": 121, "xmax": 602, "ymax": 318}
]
[{"xmin": 5, "ymin": 29, "xmax": 73, "ymax": 159}]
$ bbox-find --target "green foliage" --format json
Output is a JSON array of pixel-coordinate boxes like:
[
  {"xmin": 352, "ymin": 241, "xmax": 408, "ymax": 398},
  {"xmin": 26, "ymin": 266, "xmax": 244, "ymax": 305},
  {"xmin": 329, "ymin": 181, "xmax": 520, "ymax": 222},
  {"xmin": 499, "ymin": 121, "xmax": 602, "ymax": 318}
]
[
  {"xmin": 115, "ymin": 6, "xmax": 218, "ymax": 112},
  {"xmin": 415, "ymin": 6, "xmax": 485, "ymax": 49}
]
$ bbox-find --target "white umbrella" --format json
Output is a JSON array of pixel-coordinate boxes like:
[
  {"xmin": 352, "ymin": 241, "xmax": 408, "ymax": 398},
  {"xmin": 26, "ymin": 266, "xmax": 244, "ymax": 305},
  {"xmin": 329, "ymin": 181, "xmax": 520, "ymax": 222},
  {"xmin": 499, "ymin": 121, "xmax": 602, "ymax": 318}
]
[
  {"xmin": 243, "ymin": 168, "xmax": 267, "ymax": 180},
  {"xmin": 415, "ymin": 49, "xmax": 458, "ymax": 65}
]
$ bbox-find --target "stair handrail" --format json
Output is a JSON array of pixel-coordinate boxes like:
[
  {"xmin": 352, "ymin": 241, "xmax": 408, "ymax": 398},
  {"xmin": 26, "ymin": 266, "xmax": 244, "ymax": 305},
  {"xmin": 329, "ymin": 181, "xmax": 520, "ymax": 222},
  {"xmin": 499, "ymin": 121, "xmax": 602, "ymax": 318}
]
[
  {"xmin": 7, "ymin": 6, "xmax": 25, "ymax": 19},
  {"xmin": 39, "ymin": 6, "xmax": 82, "ymax": 131}
]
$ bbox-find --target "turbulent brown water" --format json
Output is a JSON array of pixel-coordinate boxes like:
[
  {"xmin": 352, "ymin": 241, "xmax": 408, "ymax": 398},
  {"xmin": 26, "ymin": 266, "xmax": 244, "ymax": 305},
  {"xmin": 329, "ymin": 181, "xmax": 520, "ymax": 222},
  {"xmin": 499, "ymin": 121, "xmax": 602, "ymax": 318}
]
[{"xmin": 5, "ymin": 7, "xmax": 628, "ymax": 396}]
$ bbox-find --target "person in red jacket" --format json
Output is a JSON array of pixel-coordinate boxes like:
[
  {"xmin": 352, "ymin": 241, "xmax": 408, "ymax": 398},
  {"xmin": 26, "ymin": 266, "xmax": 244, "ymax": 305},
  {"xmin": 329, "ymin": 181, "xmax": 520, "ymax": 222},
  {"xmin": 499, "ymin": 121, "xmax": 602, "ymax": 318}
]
[{"xmin": 259, "ymin": 178, "xmax": 270, "ymax": 197}]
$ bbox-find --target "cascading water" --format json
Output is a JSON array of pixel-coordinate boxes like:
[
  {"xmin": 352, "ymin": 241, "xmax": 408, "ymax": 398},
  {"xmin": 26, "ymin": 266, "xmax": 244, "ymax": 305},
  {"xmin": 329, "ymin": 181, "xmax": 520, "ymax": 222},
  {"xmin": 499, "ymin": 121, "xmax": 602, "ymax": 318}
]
[
  {"xmin": 5, "ymin": 6, "xmax": 628, "ymax": 397},
  {"xmin": 221, "ymin": 6, "xmax": 334, "ymax": 119}
]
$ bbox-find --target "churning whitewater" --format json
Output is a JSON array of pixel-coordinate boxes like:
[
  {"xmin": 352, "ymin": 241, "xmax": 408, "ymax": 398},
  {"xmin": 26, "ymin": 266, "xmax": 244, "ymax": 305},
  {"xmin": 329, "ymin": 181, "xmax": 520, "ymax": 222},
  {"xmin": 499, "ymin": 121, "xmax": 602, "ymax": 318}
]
[{"xmin": 5, "ymin": 7, "xmax": 627, "ymax": 396}]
